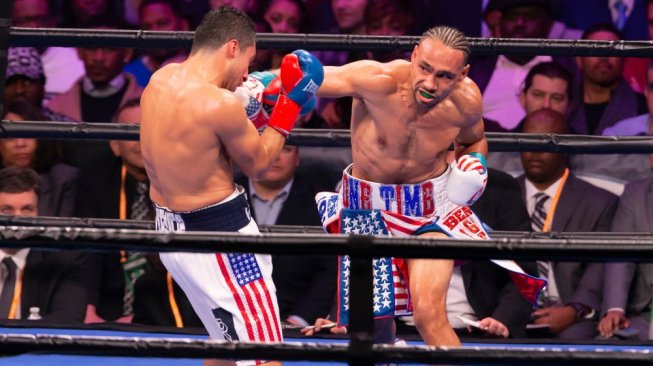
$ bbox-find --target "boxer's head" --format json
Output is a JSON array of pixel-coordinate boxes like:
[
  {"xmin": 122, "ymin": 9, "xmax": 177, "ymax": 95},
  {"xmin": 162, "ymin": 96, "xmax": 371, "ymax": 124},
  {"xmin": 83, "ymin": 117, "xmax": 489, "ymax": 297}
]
[
  {"xmin": 192, "ymin": 6, "xmax": 256, "ymax": 91},
  {"xmin": 411, "ymin": 26, "xmax": 470, "ymax": 109}
]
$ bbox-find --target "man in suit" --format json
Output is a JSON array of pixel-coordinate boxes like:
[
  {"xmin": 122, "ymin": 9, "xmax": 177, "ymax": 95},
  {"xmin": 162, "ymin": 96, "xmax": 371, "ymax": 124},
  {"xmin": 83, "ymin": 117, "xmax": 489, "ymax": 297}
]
[
  {"xmin": 518, "ymin": 109, "xmax": 618, "ymax": 340},
  {"xmin": 446, "ymin": 168, "xmax": 534, "ymax": 339},
  {"xmin": 236, "ymin": 145, "xmax": 338, "ymax": 328},
  {"xmin": 0, "ymin": 166, "xmax": 87, "ymax": 322},
  {"xmin": 598, "ymin": 177, "xmax": 653, "ymax": 340}
]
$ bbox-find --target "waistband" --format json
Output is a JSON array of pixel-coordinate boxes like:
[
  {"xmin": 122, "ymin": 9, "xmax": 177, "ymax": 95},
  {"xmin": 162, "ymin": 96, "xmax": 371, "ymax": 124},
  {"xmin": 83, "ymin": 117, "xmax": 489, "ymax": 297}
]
[
  {"xmin": 340, "ymin": 164, "xmax": 450, "ymax": 217},
  {"xmin": 154, "ymin": 185, "xmax": 251, "ymax": 232}
]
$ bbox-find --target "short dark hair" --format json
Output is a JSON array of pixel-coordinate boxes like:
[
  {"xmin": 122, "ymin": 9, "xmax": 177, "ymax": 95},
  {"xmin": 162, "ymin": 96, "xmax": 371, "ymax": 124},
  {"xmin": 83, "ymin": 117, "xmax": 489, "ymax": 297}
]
[
  {"xmin": 581, "ymin": 23, "xmax": 622, "ymax": 40},
  {"xmin": 523, "ymin": 61, "xmax": 574, "ymax": 99},
  {"xmin": 191, "ymin": 6, "xmax": 255, "ymax": 54},
  {"xmin": 0, "ymin": 166, "xmax": 41, "ymax": 195},
  {"xmin": 113, "ymin": 97, "xmax": 141, "ymax": 122},
  {"xmin": 421, "ymin": 26, "xmax": 470, "ymax": 64}
]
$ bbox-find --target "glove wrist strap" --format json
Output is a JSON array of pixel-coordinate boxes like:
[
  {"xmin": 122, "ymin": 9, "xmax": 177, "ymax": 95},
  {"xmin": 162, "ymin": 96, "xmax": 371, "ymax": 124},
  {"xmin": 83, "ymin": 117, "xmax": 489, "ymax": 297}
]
[{"xmin": 268, "ymin": 94, "xmax": 301, "ymax": 138}]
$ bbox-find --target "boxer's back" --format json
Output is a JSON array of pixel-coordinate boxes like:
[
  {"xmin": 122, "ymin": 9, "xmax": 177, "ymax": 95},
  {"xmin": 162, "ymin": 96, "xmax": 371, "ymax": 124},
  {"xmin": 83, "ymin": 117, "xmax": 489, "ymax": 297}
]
[{"xmin": 141, "ymin": 63, "xmax": 236, "ymax": 211}]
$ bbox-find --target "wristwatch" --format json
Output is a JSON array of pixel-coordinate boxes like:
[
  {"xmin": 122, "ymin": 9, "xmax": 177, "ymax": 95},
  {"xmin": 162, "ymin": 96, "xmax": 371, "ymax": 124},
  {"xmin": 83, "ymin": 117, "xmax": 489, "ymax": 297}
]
[{"xmin": 567, "ymin": 302, "xmax": 596, "ymax": 320}]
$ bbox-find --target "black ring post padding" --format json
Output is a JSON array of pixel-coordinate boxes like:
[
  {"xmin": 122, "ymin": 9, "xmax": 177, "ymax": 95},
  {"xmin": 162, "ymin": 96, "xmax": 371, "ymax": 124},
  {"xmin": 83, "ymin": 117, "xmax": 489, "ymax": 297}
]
[
  {"xmin": 5, "ymin": 225, "xmax": 653, "ymax": 262},
  {"xmin": 8, "ymin": 28, "xmax": 653, "ymax": 57},
  {"xmin": 4, "ymin": 120, "xmax": 653, "ymax": 153},
  {"xmin": 1, "ymin": 333, "xmax": 653, "ymax": 365},
  {"xmin": 346, "ymin": 235, "xmax": 374, "ymax": 366}
]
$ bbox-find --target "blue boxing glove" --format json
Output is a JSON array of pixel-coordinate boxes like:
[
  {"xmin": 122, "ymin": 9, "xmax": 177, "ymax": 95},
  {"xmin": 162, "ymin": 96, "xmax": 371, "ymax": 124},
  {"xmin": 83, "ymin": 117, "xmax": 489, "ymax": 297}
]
[{"xmin": 268, "ymin": 50, "xmax": 324, "ymax": 137}]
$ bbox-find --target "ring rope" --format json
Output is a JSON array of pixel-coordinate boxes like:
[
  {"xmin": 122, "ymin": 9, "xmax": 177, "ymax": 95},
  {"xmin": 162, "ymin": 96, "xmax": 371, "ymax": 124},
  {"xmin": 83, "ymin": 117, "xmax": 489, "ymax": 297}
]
[
  {"xmin": 0, "ymin": 333, "xmax": 650, "ymax": 365},
  {"xmin": 8, "ymin": 27, "xmax": 653, "ymax": 57},
  {"xmin": 3, "ymin": 120, "xmax": 653, "ymax": 153},
  {"xmin": 2, "ymin": 225, "xmax": 653, "ymax": 261}
]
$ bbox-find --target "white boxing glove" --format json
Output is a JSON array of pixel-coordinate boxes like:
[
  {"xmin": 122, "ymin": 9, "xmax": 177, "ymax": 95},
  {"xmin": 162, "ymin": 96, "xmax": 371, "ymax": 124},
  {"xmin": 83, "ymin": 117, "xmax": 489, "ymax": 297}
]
[
  {"xmin": 446, "ymin": 152, "xmax": 488, "ymax": 206},
  {"xmin": 234, "ymin": 71, "xmax": 277, "ymax": 128}
]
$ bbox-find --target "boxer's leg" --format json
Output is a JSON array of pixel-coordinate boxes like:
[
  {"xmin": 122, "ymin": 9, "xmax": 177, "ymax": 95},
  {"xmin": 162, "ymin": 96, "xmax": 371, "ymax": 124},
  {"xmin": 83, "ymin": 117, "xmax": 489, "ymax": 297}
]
[{"xmin": 407, "ymin": 231, "xmax": 461, "ymax": 347}]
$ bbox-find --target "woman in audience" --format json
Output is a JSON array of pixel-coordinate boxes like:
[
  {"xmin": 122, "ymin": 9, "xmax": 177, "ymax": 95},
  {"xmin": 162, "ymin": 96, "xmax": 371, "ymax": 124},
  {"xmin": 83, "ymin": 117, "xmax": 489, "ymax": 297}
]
[{"xmin": 0, "ymin": 101, "xmax": 80, "ymax": 217}]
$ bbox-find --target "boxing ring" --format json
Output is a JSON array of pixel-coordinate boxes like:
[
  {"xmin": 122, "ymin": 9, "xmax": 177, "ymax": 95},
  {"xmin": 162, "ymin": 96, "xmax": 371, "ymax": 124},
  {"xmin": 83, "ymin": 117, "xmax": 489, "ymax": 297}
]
[{"xmin": 3, "ymin": 1, "xmax": 653, "ymax": 365}]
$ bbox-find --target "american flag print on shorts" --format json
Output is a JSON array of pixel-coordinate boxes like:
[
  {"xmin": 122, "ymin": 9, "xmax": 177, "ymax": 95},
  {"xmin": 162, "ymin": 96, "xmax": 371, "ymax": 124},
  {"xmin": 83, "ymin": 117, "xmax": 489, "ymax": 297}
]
[{"xmin": 216, "ymin": 253, "xmax": 282, "ymax": 345}]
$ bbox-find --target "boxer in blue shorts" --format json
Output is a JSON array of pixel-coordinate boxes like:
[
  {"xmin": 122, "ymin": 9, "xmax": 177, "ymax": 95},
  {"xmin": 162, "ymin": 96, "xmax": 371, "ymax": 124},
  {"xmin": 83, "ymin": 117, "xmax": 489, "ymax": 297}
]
[{"xmin": 140, "ymin": 7, "xmax": 323, "ymax": 365}]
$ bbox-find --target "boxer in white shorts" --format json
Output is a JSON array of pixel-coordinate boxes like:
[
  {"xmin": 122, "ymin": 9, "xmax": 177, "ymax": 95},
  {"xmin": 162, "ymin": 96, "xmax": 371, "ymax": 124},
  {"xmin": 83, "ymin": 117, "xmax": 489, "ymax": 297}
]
[{"xmin": 140, "ymin": 7, "xmax": 323, "ymax": 366}]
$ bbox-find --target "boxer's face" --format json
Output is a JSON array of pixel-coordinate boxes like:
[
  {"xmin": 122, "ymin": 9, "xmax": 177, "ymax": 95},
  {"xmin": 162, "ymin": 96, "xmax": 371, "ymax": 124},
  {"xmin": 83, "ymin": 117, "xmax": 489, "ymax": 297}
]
[
  {"xmin": 264, "ymin": 0, "xmax": 302, "ymax": 34},
  {"xmin": 0, "ymin": 191, "xmax": 38, "ymax": 217},
  {"xmin": 520, "ymin": 75, "xmax": 569, "ymax": 115},
  {"xmin": 226, "ymin": 44, "xmax": 256, "ymax": 91},
  {"xmin": 411, "ymin": 38, "xmax": 468, "ymax": 109}
]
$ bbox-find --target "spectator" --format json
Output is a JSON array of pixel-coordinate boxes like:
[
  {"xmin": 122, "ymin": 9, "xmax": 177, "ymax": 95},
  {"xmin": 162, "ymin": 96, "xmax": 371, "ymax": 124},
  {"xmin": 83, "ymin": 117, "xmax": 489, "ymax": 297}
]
[
  {"xmin": 363, "ymin": 0, "xmax": 415, "ymax": 62},
  {"xmin": 249, "ymin": 19, "xmax": 273, "ymax": 72},
  {"xmin": 561, "ymin": 0, "xmax": 648, "ymax": 41},
  {"xmin": 60, "ymin": 0, "xmax": 116, "ymax": 28},
  {"xmin": 622, "ymin": 0, "xmax": 653, "ymax": 93},
  {"xmin": 1, "ymin": 101, "xmax": 80, "ymax": 217},
  {"xmin": 442, "ymin": 168, "xmax": 534, "ymax": 339},
  {"xmin": 604, "ymin": 60, "xmax": 653, "ymax": 138},
  {"xmin": 236, "ymin": 145, "xmax": 338, "ymax": 327},
  {"xmin": 598, "ymin": 175, "xmax": 653, "ymax": 341},
  {"xmin": 48, "ymin": 16, "xmax": 142, "ymax": 184},
  {"xmin": 124, "ymin": 0, "xmax": 189, "ymax": 87},
  {"xmin": 0, "ymin": 166, "xmax": 87, "ymax": 322},
  {"xmin": 487, "ymin": 61, "xmax": 573, "ymax": 175},
  {"xmin": 11, "ymin": 0, "xmax": 85, "ymax": 101},
  {"xmin": 261, "ymin": 0, "xmax": 309, "ymax": 68},
  {"xmin": 518, "ymin": 109, "xmax": 617, "ymax": 340},
  {"xmin": 4, "ymin": 47, "xmax": 74, "ymax": 122},
  {"xmin": 468, "ymin": 0, "xmax": 577, "ymax": 131},
  {"xmin": 568, "ymin": 23, "xmax": 646, "ymax": 135}
]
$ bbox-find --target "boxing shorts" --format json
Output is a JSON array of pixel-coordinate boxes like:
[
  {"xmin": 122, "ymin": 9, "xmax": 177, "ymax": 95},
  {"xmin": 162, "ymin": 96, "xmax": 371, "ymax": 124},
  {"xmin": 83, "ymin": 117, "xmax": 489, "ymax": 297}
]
[
  {"xmin": 316, "ymin": 164, "xmax": 545, "ymax": 326},
  {"xmin": 156, "ymin": 186, "xmax": 282, "ymax": 366}
]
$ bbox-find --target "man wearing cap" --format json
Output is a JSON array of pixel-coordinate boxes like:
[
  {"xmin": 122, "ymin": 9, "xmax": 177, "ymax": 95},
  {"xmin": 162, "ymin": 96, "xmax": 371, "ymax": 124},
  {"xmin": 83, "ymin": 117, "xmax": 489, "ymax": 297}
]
[
  {"xmin": 3, "ymin": 48, "xmax": 75, "ymax": 122},
  {"xmin": 468, "ymin": 0, "xmax": 577, "ymax": 131}
]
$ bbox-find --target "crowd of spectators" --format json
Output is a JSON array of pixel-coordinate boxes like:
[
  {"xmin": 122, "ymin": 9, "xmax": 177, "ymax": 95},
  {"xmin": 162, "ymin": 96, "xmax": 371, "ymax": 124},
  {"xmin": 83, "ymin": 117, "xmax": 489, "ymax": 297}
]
[{"xmin": 2, "ymin": 0, "xmax": 653, "ymax": 342}]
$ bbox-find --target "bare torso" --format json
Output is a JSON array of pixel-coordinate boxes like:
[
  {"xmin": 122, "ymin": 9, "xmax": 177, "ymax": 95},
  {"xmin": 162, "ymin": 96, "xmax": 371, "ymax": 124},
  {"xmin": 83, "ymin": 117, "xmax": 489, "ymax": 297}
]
[
  {"xmin": 348, "ymin": 60, "xmax": 481, "ymax": 184},
  {"xmin": 140, "ymin": 63, "xmax": 236, "ymax": 211}
]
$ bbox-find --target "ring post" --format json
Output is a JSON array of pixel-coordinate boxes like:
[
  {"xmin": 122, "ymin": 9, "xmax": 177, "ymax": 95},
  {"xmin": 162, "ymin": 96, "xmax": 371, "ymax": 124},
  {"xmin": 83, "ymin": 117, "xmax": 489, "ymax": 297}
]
[{"xmin": 347, "ymin": 234, "xmax": 374, "ymax": 366}]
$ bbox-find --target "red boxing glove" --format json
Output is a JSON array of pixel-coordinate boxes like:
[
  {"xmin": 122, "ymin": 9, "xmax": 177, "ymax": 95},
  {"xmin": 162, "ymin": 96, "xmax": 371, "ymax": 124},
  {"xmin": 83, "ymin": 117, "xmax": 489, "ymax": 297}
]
[{"xmin": 268, "ymin": 50, "xmax": 323, "ymax": 137}]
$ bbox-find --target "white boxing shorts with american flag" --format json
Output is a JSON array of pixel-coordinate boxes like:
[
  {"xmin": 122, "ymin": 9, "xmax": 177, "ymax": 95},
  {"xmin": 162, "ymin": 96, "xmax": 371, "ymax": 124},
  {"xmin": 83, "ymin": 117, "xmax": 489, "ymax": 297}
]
[
  {"xmin": 316, "ymin": 164, "xmax": 546, "ymax": 326},
  {"xmin": 156, "ymin": 186, "xmax": 282, "ymax": 366}
]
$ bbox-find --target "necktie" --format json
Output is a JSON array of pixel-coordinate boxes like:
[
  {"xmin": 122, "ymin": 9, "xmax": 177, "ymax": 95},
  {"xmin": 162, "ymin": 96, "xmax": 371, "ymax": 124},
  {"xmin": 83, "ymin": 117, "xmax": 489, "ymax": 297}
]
[
  {"xmin": 0, "ymin": 257, "xmax": 17, "ymax": 318},
  {"xmin": 131, "ymin": 181, "xmax": 152, "ymax": 220},
  {"xmin": 614, "ymin": 0, "xmax": 627, "ymax": 30},
  {"xmin": 531, "ymin": 192, "xmax": 549, "ymax": 232},
  {"xmin": 536, "ymin": 260, "xmax": 555, "ymax": 306}
]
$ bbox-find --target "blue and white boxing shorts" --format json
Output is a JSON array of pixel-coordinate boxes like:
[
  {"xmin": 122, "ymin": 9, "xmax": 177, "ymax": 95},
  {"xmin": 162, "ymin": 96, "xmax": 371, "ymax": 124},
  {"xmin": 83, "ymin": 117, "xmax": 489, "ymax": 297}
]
[{"xmin": 155, "ymin": 186, "xmax": 282, "ymax": 366}]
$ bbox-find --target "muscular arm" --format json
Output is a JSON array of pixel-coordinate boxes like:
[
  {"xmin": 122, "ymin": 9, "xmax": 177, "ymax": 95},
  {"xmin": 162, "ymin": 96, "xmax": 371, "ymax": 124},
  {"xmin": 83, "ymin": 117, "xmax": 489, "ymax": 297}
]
[
  {"xmin": 214, "ymin": 91, "xmax": 286, "ymax": 180},
  {"xmin": 453, "ymin": 79, "xmax": 488, "ymax": 159},
  {"xmin": 317, "ymin": 60, "xmax": 394, "ymax": 99}
]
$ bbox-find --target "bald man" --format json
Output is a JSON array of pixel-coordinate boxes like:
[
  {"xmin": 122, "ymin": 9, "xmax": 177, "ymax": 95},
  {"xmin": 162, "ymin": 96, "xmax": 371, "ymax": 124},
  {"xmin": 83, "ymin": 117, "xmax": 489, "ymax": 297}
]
[{"xmin": 518, "ymin": 109, "xmax": 617, "ymax": 340}]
